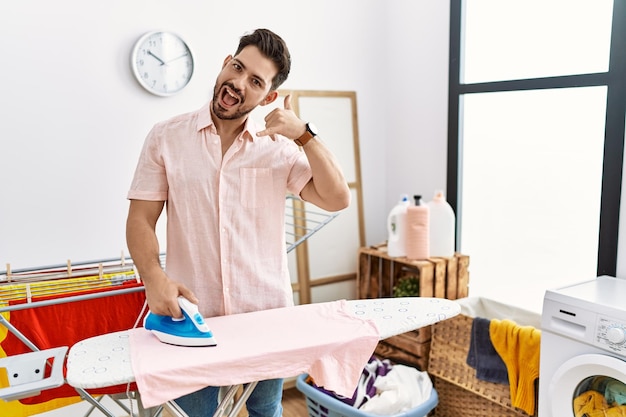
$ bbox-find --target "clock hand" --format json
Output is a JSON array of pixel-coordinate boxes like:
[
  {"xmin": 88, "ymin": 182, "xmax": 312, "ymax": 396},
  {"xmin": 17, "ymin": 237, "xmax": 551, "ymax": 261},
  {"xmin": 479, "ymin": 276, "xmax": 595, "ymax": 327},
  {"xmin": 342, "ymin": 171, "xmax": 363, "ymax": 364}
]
[
  {"xmin": 164, "ymin": 52, "xmax": 189, "ymax": 64},
  {"xmin": 147, "ymin": 50, "xmax": 166, "ymax": 66}
]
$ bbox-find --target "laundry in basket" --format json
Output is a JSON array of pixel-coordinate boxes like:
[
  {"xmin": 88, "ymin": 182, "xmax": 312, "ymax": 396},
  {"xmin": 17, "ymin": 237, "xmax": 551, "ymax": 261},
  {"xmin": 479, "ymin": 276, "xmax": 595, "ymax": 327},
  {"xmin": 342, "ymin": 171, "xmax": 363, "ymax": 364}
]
[{"xmin": 297, "ymin": 356, "xmax": 438, "ymax": 417}]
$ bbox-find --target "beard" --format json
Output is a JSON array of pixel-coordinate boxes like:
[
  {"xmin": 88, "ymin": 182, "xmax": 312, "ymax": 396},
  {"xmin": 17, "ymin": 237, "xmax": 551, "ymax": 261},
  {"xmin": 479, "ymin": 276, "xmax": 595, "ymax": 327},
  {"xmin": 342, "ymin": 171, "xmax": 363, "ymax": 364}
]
[{"xmin": 211, "ymin": 82, "xmax": 256, "ymax": 121}]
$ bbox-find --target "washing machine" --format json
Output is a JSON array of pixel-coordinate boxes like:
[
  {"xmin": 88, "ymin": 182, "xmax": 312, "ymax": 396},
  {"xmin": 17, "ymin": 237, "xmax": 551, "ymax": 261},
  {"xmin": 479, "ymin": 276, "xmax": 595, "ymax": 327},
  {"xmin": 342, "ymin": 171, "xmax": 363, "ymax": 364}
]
[{"xmin": 539, "ymin": 275, "xmax": 626, "ymax": 417}]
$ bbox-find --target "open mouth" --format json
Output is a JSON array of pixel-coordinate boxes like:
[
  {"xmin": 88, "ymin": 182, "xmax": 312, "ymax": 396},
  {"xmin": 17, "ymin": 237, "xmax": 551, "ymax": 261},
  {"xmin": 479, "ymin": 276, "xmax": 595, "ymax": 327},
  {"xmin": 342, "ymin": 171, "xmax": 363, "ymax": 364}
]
[{"xmin": 220, "ymin": 85, "xmax": 242, "ymax": 108}]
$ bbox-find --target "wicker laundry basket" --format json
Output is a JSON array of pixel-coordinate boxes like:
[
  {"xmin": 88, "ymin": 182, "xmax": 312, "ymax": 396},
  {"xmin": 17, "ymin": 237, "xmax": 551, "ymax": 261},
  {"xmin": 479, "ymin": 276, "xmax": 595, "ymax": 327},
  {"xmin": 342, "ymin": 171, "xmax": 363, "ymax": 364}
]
[{"xmin": 427, "ymin": 297, "xmax": 540, "ymax": 417}]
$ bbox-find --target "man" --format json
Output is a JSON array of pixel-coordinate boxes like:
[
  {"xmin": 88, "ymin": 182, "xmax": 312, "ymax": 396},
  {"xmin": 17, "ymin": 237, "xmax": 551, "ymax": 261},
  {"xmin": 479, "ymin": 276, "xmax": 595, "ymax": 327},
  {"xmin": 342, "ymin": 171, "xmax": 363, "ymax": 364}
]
[{"xmin": 126, "ymin": 28, "xmax": 350, "ymax": 417}]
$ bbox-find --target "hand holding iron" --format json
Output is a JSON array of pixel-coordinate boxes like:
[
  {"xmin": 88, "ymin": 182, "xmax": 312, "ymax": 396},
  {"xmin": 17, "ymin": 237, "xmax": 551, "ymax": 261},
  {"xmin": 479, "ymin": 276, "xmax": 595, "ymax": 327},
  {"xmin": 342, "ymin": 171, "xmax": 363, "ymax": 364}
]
[{"xmin": 144, "ymin": 271, "xmax": 198, "ymax": 319}]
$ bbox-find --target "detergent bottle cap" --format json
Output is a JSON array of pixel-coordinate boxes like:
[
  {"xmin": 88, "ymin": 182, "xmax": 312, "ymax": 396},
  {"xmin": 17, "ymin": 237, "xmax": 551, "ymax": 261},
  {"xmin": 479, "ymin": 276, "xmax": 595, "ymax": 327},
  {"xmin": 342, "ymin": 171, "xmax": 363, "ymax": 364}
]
[
  {"xmin": 433, "ymin": 190, "xmax": 445, "ymax": 202},
  {"xmin": 413, "ymin": 195, "xmax": 423, "ymax": 206}
]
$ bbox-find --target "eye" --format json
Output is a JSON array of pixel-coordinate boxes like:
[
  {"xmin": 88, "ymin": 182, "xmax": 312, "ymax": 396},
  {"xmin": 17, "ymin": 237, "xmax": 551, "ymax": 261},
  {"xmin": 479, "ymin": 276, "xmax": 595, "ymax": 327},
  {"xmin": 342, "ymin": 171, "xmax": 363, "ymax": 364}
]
[
  {"xmin": 251, "ymin": 78, "xmax": 262, "ymax": 87},
  {"xmin": 232, "ymin": 62, "xmax": 242, "ymax": 71}
]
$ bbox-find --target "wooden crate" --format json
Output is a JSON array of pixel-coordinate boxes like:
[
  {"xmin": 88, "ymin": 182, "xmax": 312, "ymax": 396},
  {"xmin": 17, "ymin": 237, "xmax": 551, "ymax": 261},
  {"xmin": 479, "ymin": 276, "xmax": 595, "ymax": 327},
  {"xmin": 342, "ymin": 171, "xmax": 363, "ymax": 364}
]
[
  {"xmin": 374, "ymin": 329, "xmax": 432, "ymax": 371},
  {"xmin": 357, "ymin": 244, "xmax": 469, "ymax": 300},
  {"xmin": 356, "ymin": 244, "xmax": 470, "ymax": 370}
]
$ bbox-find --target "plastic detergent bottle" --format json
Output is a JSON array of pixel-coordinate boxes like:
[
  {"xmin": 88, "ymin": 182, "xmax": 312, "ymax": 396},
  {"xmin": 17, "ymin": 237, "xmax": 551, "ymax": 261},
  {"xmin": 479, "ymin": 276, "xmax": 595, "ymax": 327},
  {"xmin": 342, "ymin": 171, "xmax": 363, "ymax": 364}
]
[
  {"xmin": 387, "ymin": 194, "xmax": 410, "ymax": 257},
  {"xmin": 427, "ymin": 190, "xmax": 456, "ymax": 257},
  {"xmin": 406, "ymin": 195, "xmax": 430, "ymax": 260}
]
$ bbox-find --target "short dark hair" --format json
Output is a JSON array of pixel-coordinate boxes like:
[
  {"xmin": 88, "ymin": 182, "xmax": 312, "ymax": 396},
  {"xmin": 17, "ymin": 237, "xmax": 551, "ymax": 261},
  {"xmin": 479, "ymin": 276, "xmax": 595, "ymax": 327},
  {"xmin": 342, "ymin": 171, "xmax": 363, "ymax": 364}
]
[{"xmin": 236, "ymin": 29, "xmax": 291, "ymax": 91}]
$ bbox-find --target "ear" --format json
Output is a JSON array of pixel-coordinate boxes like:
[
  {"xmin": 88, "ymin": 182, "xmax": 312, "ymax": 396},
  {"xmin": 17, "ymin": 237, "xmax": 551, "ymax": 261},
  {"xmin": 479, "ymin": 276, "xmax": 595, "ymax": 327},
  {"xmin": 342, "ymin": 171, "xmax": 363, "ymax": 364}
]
[
  {"xmin": 261, "ymin": 90, "xmax": 279, "ymax": 106},
  {"xmin": 222, "ymin": 55, "xmax": 233, "ymax": 68}
]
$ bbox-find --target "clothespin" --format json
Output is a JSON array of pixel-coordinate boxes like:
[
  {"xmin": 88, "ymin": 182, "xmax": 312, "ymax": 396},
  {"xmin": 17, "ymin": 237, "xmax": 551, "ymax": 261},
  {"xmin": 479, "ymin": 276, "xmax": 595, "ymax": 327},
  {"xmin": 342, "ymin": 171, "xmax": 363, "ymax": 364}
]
[
  {"xmin": 121, "ymin": 250, "xmax": 126, "ymax": 267},
  {"xmin": 98, "ymin": 263, "xmax": 103, "ymax": 280},
  {"xmin": 26, "ymin": 284, "xmax": 32, "ymax": 304},
  {"xmin": 67, "ymin": 259, "xmax": 72, "ymax": 277},
  {"xmin": 6, "ymin": 263, "xmax": 11, "ymax": 283},
  {"xmin": 133, "ymin": 265, "xmax": 141, "ymax": 284}
]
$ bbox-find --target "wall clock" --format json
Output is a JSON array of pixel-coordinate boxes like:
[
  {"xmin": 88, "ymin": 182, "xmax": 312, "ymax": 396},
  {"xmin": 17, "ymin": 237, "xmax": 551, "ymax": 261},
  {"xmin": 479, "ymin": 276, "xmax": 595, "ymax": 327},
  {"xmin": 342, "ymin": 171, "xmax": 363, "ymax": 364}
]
[{"xmin": 131, "ymin": 31, "xmax": 194, "ymax": 97}]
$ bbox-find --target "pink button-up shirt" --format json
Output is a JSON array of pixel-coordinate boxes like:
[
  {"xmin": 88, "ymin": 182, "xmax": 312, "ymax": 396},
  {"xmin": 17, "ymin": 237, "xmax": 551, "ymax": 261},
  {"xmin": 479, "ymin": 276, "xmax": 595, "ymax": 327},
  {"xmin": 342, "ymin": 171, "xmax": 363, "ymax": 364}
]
[{"xmin": 127, "ymin": 102, "xmax": 312, "ymax": 317}]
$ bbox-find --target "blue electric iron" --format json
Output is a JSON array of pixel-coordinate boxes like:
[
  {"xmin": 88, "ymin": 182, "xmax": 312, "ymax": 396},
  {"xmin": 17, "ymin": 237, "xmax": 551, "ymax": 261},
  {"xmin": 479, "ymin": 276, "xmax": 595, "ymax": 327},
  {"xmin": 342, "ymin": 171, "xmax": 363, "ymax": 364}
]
[{"xmin": 144, "ymin": 296, "xmax": 217, "ymax": 347}]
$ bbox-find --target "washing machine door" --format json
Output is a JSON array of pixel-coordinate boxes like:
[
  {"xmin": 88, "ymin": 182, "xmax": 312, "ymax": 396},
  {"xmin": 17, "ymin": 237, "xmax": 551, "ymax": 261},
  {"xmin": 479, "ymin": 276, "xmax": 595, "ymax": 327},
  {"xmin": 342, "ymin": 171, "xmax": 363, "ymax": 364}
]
[{"xmin": 549, "ymin": 353, "xmax": 626, "ymax": 416}]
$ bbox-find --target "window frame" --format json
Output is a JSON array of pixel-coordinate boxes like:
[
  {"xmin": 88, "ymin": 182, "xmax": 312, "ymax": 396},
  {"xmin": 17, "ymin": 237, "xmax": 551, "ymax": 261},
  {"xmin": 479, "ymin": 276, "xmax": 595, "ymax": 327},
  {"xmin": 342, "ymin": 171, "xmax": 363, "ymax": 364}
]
[{"xmin": 447, "ymin": 0, "xmax": 626, "ymax": 276}]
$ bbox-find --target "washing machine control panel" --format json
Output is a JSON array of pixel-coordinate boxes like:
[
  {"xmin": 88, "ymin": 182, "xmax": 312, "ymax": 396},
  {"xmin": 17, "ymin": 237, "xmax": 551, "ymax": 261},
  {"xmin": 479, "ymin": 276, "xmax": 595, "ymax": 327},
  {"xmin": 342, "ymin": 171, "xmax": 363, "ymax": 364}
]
[{"xmin": 597, "ymin": 315, "xmax": 626, "ymax": 354}]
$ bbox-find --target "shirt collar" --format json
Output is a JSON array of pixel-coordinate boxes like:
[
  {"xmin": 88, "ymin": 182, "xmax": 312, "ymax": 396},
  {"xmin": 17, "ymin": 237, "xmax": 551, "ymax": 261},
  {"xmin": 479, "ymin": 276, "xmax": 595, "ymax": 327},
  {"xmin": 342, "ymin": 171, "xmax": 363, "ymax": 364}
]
[{"xmin": 196, "ymin": 101, "xmax": 257, "ymax": 142}]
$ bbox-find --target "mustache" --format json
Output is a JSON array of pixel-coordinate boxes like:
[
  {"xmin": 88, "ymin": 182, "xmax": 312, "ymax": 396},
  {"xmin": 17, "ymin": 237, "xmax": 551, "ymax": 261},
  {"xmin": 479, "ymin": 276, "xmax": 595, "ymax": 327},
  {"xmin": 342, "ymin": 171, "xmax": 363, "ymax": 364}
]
[{"xmin": 223, "ymin": 82, "xmax": 244, "ymax": 102}]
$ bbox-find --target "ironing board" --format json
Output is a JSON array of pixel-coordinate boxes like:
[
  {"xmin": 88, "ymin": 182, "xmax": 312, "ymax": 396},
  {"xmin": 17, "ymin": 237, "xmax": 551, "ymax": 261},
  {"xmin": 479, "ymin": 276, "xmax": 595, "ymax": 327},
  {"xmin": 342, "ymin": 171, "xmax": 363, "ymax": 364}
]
[{"xmin": 65, "ymin": 297, "xmax": 460, "ymax": 417}]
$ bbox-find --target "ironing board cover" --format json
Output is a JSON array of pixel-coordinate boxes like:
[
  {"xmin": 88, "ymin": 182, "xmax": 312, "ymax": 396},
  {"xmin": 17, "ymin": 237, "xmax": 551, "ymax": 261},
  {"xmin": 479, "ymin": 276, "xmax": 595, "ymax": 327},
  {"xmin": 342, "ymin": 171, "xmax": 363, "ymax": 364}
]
[{"xmin": 66, "ymin": 297, "xmax": 460, "ymax": 409}]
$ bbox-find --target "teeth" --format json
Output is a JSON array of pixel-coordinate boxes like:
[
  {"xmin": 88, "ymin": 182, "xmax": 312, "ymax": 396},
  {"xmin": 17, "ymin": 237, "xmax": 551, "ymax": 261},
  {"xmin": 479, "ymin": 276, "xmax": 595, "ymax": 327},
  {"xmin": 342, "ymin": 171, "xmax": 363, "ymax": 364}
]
[{"xmin": 224, "ymin": 87, "xmax": 239, "ymax": 101}]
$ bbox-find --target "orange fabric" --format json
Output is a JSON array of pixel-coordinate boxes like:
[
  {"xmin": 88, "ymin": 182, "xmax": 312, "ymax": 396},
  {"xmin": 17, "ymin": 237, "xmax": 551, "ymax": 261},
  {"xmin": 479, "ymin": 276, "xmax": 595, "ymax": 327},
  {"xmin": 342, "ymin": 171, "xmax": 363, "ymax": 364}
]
[{"xmin": 1, "ymin": 282, "xmax": 146, "ymax": 404}]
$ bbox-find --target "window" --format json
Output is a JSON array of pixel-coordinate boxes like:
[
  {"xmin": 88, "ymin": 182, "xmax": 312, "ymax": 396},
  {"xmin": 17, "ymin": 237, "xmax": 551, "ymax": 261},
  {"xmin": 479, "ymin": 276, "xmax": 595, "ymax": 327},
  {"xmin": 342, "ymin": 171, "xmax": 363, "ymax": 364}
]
[
  {"xmin": 462, "ymin": 0, "xmax": 613, "ymax": 83},
  {"xmin": 448, "ymin": 0, "xmax": 626, "ymax": 311}
]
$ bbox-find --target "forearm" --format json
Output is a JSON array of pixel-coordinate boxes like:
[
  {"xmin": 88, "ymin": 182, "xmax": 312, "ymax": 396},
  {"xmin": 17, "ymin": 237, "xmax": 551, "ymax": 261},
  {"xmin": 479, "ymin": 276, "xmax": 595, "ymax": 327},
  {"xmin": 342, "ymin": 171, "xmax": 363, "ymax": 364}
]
[
  {"xmin": 300, "ymin": 136, "xmax": 351, "ymax": 212},
  {"xmin": 256, "ymin": 95, "xmax": 350, "ymax": 210},
  {"xmin": 126, "ymin": 200, "xmax": 168, "ymax": 285},
  {"xmin": 126, "ymin": 219, "xmax": 164, "ymax": 281},
  {"xmin": 125, "ymin": 200, "xmax": 197, "ymax": 316}
]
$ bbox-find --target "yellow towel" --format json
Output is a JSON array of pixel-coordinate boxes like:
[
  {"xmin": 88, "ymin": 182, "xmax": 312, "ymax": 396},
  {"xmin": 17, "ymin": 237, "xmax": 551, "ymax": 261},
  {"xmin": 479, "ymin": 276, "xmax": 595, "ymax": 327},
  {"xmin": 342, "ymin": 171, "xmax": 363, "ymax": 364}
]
[{"xmin": 490, "ymin": 318, "xmax": 541, "ymax": 415}]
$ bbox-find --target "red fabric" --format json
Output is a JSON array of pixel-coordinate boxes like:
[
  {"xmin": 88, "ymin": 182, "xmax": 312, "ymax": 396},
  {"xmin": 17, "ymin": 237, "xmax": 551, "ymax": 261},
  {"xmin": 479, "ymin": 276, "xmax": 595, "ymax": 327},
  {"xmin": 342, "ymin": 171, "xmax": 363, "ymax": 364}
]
[{"xmin": 1, "ymin": 281, "xmax": 146, "ymax": 404}]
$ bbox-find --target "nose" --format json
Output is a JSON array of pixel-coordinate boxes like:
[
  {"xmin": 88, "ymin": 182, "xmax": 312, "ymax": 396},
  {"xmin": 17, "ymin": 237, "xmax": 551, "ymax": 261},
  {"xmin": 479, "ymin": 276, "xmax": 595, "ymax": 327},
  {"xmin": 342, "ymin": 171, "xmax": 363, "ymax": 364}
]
[{"xmin": 230, "ymin": 75, "xmax": 246, "ymax": 95}]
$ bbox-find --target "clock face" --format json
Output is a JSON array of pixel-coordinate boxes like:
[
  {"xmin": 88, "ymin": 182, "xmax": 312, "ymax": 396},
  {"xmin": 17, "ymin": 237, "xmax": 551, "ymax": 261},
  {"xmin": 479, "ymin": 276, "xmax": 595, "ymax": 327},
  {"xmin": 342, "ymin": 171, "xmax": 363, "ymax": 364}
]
[{"xmin": 131, "ymin": 31, "xmax": 194, "ymax": 96}]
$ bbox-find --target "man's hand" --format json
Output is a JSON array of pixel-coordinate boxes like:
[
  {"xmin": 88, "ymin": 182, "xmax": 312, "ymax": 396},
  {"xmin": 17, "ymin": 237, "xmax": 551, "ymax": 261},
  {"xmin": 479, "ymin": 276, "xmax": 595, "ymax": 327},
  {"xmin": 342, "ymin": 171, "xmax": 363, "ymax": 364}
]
[
  {"xmin": 144, "ymin": 271, "xmax": 198, "ymax": 318},
  {"xmin": 256, "ymin": 95, "xmax": 306, "ymax": 141}
]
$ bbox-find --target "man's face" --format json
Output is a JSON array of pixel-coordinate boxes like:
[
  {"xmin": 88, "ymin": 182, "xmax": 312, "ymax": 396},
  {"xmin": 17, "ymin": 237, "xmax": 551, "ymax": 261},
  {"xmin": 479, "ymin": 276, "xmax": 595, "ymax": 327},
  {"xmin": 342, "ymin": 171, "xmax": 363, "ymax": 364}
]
[{"xmin": 212, "ymin": 46, "xmax": 278, "ymax": 121}]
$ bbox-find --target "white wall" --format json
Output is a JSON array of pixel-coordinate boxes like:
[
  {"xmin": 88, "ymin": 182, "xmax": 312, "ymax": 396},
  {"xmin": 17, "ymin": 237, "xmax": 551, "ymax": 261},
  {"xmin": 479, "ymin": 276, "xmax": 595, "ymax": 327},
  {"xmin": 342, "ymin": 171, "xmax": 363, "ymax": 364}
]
[
  {"xmin": 2, "ymin": 0, "xmax": 453, "ymax": 271},
  {"xmin": 384, "ymin": 2, "xmax": 451, "ymax": 208}
]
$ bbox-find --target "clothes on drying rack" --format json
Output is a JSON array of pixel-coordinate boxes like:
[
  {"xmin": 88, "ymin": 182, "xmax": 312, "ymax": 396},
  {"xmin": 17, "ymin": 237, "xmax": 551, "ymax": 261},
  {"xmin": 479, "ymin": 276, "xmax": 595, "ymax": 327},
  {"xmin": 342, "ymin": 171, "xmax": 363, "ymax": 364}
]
[
  {"xmin": 1, "ymin": 281, "xmax": 146, "ymax": 405},
  {"xmin": 0, "ymin": 270, "xmax": 137, "ymax": 303}
]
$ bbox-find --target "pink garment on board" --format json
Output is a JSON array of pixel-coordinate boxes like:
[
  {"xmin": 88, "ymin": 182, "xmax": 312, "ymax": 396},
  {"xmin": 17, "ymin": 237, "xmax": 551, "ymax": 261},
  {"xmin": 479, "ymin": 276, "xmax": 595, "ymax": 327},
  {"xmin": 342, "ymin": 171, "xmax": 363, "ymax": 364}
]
[{"xmin": 129, "ymin": 300, "xmax": 380, "ymax": 408}]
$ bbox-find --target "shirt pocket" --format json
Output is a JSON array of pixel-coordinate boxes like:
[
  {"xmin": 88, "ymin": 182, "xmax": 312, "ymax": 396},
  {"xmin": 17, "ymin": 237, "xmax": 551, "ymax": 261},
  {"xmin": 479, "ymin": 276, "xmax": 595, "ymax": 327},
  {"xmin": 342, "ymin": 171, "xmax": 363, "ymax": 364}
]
[{"xmin": 240, "ymin": 167, "xmax": 274, "ymax": 208}]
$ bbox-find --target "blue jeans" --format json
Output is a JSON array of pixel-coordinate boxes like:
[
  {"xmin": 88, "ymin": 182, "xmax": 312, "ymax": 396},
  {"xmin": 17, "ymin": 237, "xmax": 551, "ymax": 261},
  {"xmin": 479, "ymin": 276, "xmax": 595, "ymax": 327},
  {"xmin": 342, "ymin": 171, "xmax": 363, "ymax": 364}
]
[{"xmin": 174, "ymin": 379, "xmax": 283, "ymax": 417}]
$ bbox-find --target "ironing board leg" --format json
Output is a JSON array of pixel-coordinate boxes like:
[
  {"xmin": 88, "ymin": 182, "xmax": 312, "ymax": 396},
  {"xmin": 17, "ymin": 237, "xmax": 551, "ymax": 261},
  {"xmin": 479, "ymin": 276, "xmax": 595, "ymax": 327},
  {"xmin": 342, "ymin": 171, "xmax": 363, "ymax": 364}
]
[
  {"xmin": 115, "ymin": 391, "xmax": 162, "ymax": 417},
  {"xmin": 210, "ymin": 382, "xmax": 258, "ymax": 417},
  {"xmin": 226, "ymin": 382, "xmax": 257, "ymax": 417},
  {"xmin": 75, "ymin": 389, "xmax": 162, "ymax": 417},
  {"xmin": 213, "ymin": 385, "xmax": 239, "ymax": 417},
  {"xmin": 107, "ymin": 393, "xmax": 133, "ymax": 416},
  {"xmin": 163, "ymin": 400, "xmax": 190, "ymax": 417},
  {"xmin": 74, "ymin": 388, "xmax": 118, "ymax": 417}
]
